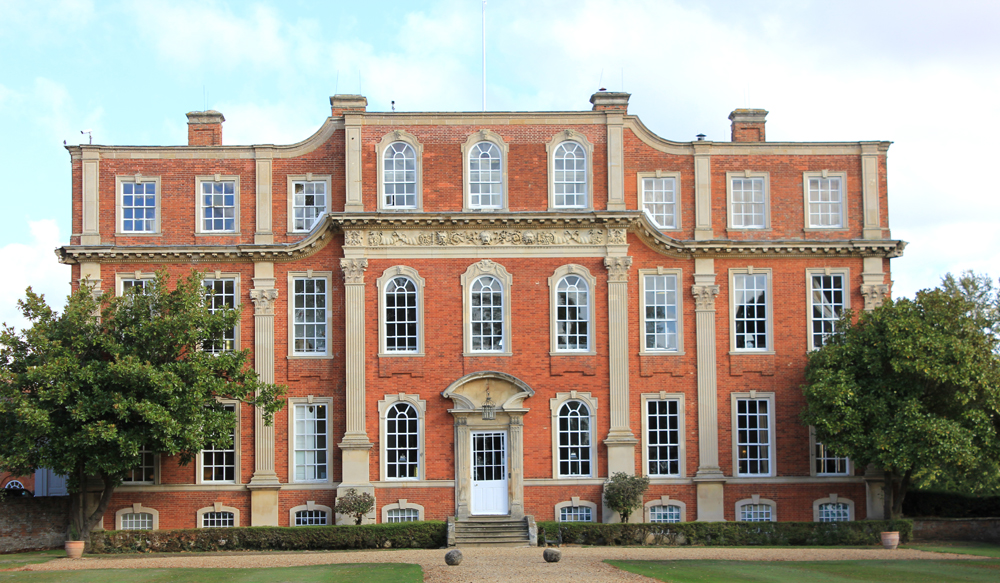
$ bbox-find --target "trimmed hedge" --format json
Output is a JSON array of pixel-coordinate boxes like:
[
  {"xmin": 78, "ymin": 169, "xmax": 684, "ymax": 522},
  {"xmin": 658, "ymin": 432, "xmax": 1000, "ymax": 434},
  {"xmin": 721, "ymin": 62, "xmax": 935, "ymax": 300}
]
[
  {"xmin": 91, "ymin": 521, "xmax": 447, "ymax": 553},
  {"xmin": 903, "ymin": 491, "xmax": 1000, "ymax": 518},
  {"xmin": 537, "ymin": 520, "xmax": 912, "ymax": 547}
]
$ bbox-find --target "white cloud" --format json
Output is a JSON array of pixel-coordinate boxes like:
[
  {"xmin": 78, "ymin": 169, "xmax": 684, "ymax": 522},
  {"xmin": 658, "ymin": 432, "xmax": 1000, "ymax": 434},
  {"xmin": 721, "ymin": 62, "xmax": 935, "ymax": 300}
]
[
  {"xmin": 0, "ymin": 220, "xmax": 71, "ymax": 333},
  {"xmin": 32, "ymin": 77, "xmax": 105, "ymax": 145}
]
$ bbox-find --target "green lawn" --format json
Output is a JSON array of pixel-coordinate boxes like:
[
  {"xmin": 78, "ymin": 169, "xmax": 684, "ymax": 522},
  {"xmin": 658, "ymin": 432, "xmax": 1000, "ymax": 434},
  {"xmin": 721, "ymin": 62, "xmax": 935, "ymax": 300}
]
[
  {"xmin": 0, "ymin": 550, "xmax": 63, "ymax": 570},
  {"xmin": 608, "ymin": 559, "xmax": 1000, "ymax": 583},
  {"xmin": 904, "ymin": 541, "xmax": 1000, "ymax": 558},
  {"xmin": 0, "ymin": 564, "xmax": 422, "ymax": 583}
]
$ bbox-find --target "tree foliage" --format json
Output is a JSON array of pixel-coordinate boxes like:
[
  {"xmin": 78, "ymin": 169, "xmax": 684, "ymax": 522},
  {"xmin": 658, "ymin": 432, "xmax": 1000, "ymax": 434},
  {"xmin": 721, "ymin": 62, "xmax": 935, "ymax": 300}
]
[
  {"xmin": 335, "ymin": 488, "xmax": 376, "ymax": 525},
  {"xmin": 0, "ymin": 271, "xmax": 286, "ymax": 542},
  {"xmin": 603, "ymin": 472, "xmax": 650, "ymax": 523},
  {"xmin": 802, "ymin": 271, "xmax": 1000, "ymax": 518}
]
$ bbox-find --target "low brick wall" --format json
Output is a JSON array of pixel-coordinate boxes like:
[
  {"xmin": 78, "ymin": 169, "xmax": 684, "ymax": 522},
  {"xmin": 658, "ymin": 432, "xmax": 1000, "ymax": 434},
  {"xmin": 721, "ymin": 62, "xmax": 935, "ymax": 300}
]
[
  {"xmin": 0, "ymin": 497, "xmax": 70, "ymax": 553},
  {"xmin": 912, "ymin": 518, "xmax": 1000, "ymax": 543}
]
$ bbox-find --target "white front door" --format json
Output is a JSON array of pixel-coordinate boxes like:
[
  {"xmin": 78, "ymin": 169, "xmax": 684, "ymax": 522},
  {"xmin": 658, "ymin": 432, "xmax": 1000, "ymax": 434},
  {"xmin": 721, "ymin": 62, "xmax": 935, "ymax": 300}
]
[{"xmin": 471, "ymin": 431, "xmax": 509, "ymax": 515}]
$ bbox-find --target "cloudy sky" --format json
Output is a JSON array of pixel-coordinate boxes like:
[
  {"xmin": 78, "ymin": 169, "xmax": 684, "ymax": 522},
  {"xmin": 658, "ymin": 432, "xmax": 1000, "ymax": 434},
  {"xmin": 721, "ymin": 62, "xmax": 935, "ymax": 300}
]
[{"xmin": 1, "ymin": 0, "xmax": 998, "ymax": 329}]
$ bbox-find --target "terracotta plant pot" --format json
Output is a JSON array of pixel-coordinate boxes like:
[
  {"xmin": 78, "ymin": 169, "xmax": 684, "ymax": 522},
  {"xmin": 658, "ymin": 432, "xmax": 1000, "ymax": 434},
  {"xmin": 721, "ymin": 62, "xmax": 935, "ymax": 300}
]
[
  {"xmin": 880, "ymin": 531, "xmax": 900, "ymax": 550},
  {"xmin": 65, "ymin": 541, "xmax": 85, "ymax": 559}
]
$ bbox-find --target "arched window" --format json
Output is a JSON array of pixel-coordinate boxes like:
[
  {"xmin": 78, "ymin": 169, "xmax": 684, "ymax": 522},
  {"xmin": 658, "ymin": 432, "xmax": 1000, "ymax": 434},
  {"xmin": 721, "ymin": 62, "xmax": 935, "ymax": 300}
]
[
  {"xmin": 383, "ymin": 142, "xmax": 417, "ymax": 208},
  {"xmin": 556, "ymin": 275, "xmax": 590, "ymax": 351},
  {"xmin": 202, "ymin": 511, "xmax": 235, "ymax": 528},
  {"xmin": 553, "ymin": 142, "xmax": 587, "ymax": 208},
  {"xmin": 385, "ymin": 277, "xmax": 418, "ymax": 352},
  {"xmin": 386, "ymin": 508, "xmax": 420, "ymax": 522},
  {"xmin": 558, "ymin": 401, "xmax": 592, "ymax": 477},
  {"xmin": 469, "ymin": 142, "xmax": 502, "ymax": 208},
  {"xmin": 4, "ymin": 480, "xmax": 24, "ymax": 489},
  {"xmin": 818, "ymin": 502, "xmax": 850, "ymax": 522},
  {"xmin": 649, "ymin": 505, "xmax": 682, "ymax": 523},
  {"xmin": 294, "ymin": 509, "xmax": 328, "ymax": 525},
  {"xmin": 471, "ymin": 276, "xmax": 503, "ymax": 352},
  {"xmin": 739, "ymin": 503, "xmax": 773, "ymax": 522},
  {"xmin": 120, "ymin": 512, "xmax": 154, "ymax": 530},
  {"xmin": 386, "ymin": 402, "xmax": 419, "ymax": 479}
]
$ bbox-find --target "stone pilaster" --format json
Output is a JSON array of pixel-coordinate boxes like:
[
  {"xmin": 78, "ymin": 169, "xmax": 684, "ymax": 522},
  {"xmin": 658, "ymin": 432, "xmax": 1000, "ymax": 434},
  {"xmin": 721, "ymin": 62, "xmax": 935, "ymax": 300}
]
[
  {"xmin": 508, "ymin": 416, "xmax": 526, "ymax": 519},
  {"xmin": 861, "ymin": 257, "xmax": 890, "ymax": 311},
  {"xmin": 254, "ymin": 147, "xmax": 273, "ymax": 244},
  {"xmin": 81, "ymin": 149, "xmax": 100, "ymax": 245},
  {"xmin": 344, "ymin": 114, "xmax": 364, "ymax": 212},
  {"xmin": 454, "ymin": 415, "xmax": 471, "ymax": 519},
  {"xmin": 861, "ymin": 143, "xmax": 883, "ymax": 240},
  {"xmin": 603, "ymin": 256, "xmax": 638, "ymax": 477},
  {"xmin": 691, "ymin": 258, "xmax": 725, "ymax": 521},
  {"xmin": 693, "ymin": 142, "xmax": 713, "ymax": 241},
  {"xmin": 247, "ymin": 263, "xmax": 280, "ymax": 525},
  {"xmin": 605, "ymin": 113, "xmax": 626, "ymax": 211}
]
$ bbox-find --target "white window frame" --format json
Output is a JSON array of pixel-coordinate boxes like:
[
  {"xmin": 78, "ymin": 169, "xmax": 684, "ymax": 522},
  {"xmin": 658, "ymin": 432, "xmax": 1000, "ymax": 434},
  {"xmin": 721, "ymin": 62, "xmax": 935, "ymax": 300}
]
[
  {"xmin": 813, "ymin": 495, "xmax": 855, "ymax": 522},
  {"xmin": 806, "ymin": 268, "xmax": 849, "ymax": 351},
  {"xmin": 287, "ymin": 271, "xmax": 333, "ymax": 359},
  {"xmin": 376, "ymin": 131, "xmax": 422, "ymax": 211},
  {"xmin": 203, "ymin": 272, "xmax": 241, "ymax": 353},
  {"xmin": 196, "ymin": 503, "xmax": 240, "ymax": 528},
  {"xmin": 546, "ymin": 130, "xmax": 594, "ymax": 211},
  {"xmin": 555, "ymin": 497, "xmax": 598, "ymax": 522},
  {"xmin": 638, "ymin": 268, "xmax": 684, "ymax": 355},
  {"xmin": 726, "ymin": 171, "xmax": 770, "ymax": 230},
  {"xmin": 729, "ymin": 267, "xmax": 773, "ymax": 354},
  {"xmin": 803, "ymin": 170, "xmax": 848, "ymax": 230},
  {"xmin": 287, "ymin": 396, "xmax": 333, "ymax": 485},
  {"xmin": 644, "ymin": 496, "xmax": 688, "ymax": 523},
  {"xmin": 809, "ymin": 427, "xmax": 852, "ymax": 476},
  {"xmin": 377, "ymin": 393, "xmax": 426, "ymax": 482},
  {"xmin": 289, "ymin": 501, "xmax": 334, "ymax": 526},
  {"xmin": 287, "ymin": 173, "xmax": 332, "ymax": 233},
  {"xmin": 550, "ymin": 391, "xmax": 598, "ymax": 478},
  {"xmin": 640, "ymin": 392, "xmax": 686, "ymax": 478},
  {"xmin": 376, "ymin": 266, "xmax": 425, "ymax": 357},
  {"xmin": 735, "ymin": 495, "xmax": 776, "ymax": 522},
  {"xmin": 120, "ymin": 445, "xmax": 158, "ymax": 485},
  {"xmin": 462, "ymin": 130, "xmax": 509, "ymax": 211},
  {"xmin": 115, "ymin": 175, "xmax": 162, "ymax": 236},
  {"xmin": 637, "ymin": 171, "xmax": 681, "ymax": 230},
  {"xmin": 461, "ymin": 260, "xmax": 513, "ymax": 356},
  {"xmin": 196, "ymin": 400, "xmax": 240, "ymax": 485},
  {"xmin": 115, "ymin": 503, "xmax": 159, "ymax": 530},
  {"xmin": 731, "ymin": 391, "xmax": 775, "ymax": 478},
  {"xmin": 195, "ymin": 175, "xmax": 240, "ymax": 235},
  {"xmin": 381, "ymin": 499, "xmax": 425, "ymax": 523},
  {"xmin": 115, "ymin": 271, "xmax": 156, "ymax": 296},
  {"xmin": 548, "ymin": 265, "xmax": 597, "ymax": 355}
]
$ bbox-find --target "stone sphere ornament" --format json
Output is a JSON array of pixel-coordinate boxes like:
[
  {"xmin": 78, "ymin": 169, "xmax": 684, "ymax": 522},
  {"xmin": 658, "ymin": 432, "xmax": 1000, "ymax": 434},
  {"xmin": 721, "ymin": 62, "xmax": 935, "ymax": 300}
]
[
  {"xmin": 543, "ymin": 548, "xmax": 562, "ymax": 563},
  {"xmin": 445, "ymin": 549, "xmax": 463, "ymax": 566}
]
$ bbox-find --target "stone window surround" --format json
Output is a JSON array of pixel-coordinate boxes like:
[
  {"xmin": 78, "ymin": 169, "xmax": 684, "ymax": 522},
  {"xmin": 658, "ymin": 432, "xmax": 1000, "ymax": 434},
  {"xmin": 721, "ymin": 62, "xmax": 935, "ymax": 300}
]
[
  {"xmin": 289, "ymin": 501, "xmax": 334, "ymax": 526},
  {"xmin": 286, "ymin": 173, "xmax": 332, "ymax": 234},
  {"xmin": 728, "ymin": 267, "xmax": 775, "ymax": 355},
  {"xmin": 643, "ymin": 495, "xmax": 688, "ymax": 523},
  {"xmin": 554, "ymin": 496, "xmax": 598, "ymax": 522},
  {"xmin": 377, "ymin": 393, "xmax": 427, "ymax": 482},
  {"xmin": 461, "ymin": 130, "xmax": 510, "ymax": 212},
  {"xmin": 203, "ymin": 271, "xmax": 243, "ymax": 352},
  {"xmin": 115, "ymin": 271, "xmax": 156, "ymax": 295},
  {"xmin": 735, "ymin": 495, "xmax": 777, "ymax": 522},
  {"xmin": 808, "ymin": 426, "xmax": 853, "ymax": 477},
  {"xmin": 548, "ymin": 264, "xmax": 597, "ymax": 355},
  {"xmin": 376, "ymin": 130, "xmax": 424, "ymax": 212},
  {"xmin": 636, "ymin": 171, "xmax": 682, "ymax": 231},
  {"xmin": 287, "ymin": 396, "xmax": 334, "ymax": 485},
  {"xmin": 812, "ymin": 494, "xmax": 855, "ymax": 522},
  {"xmin": 381, "ymin": 499, "xmax": 426, "ymax": 523},
  {"xmin": 194, "ymin": 174, "xmax": 241, "ymax": 236},
  {"xmin": 286, "ymin": 270, "xmax": 334, "ymax": 359},
  {"xmin": 546, "ymin": 130, "xmax": 595, "ymax": 211},
  {"xmin": 115, "ymin": 174, "xmax": 162, "ymax": 236},
  {"xmin": 195, "ymin": 399, "xmax": 241, "ymax": 485},
  {"xmin": 730, "ymin": 391, "xmax": 776, "ymax": 478},
  {"xmin": 725, "ymin": 170, "xmax": 770, "ymax": 231},
  {"xmin": 549, "ymin": 390, "xmax": 599, "ymax": 479},
  {"xmin": 802, "ymin": 170, "xmax": 849, "ymax": 231},
  {"xmin": 460, "ymin": 260, "xmax": 513, "ymax": 356},
  {"xmin": 377, "ymin": 266, "xmax": 426, "ymax": 357},
  {"xmin": 640, "ymin": 391, "xmax": 687, "ymax": 479},
  {"xmin": 196, "ymin": 502, "xmax": 241, "ymax": 528},
  {"xmin": 805, "ymin": 268, "xmax": 850, "ymax": 352},
  {"xmin": 114, "ymin": 503, "xmax": 159, "ymax": 530},
  {"xmin": 638, "ymin": 268, "xmax": 685, "ymax": 356}
]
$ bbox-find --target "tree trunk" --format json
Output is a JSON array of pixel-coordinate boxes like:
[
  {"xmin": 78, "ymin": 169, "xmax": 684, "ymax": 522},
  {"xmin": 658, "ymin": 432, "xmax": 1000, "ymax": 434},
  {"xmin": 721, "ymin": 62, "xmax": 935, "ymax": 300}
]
[
  {"xmin": 80, "ymin": 474, "xmax": 117, "ymax": 550},
  {"xmin": 892, "ymin": 469, "xmax": 913, "ymax": 519},
  {"xmin": 882, "ymin": 468, "xmax": 894, "ymax": 521}
]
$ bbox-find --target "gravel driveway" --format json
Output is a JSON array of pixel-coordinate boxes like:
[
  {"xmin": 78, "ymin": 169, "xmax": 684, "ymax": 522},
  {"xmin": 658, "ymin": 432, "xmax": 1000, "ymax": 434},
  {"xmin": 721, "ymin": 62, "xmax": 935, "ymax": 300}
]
[{"xmin": 22, "ymin": 546, "xmax": 988, "ymax": 583}]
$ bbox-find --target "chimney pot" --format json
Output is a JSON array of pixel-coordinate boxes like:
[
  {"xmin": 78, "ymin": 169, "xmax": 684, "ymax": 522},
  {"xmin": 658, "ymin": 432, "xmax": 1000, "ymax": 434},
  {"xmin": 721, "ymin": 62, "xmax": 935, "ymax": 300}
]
[
  {"xmin": 729, "ymin": 108, "xmax": 768, "ymax": 142},
  {"xmin": 590, "ymin": 91, "xmax": 630, "ymax": 112},
  {"xmin": 186, "ymin": 110, "xmax": 225, "ymax": 146}
]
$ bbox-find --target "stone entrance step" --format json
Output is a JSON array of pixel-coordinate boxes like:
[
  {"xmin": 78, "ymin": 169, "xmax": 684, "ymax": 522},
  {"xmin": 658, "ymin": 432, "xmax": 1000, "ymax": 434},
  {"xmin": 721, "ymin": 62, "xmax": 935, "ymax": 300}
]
[{"xmin": 447, "ymin": 516, "xmax": 537, "ymax": 547}]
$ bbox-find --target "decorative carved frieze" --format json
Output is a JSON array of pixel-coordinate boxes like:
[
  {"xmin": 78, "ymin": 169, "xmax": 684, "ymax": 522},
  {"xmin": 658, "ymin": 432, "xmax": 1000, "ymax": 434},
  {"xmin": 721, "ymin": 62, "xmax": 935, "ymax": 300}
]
[
  {"xmin": 608, "ymin": 228, "xmax": 627, "ymax": 245},
  {"xmin": 691, "ymin": 284, "xmax": 721, "ymax": 311},
  {"xmin": 340, "ymin": 258, "xmax": 368, "ymax": 284},
  {"xmin": 604, "ymin": 256, "xmax": 633, "ymax": 282},
  {"xmin": 249, "ymin": 288, "xmax": 279, "ymax": 316},
  {"xmin": 359, "ymin": 228, "xmax": 606, "ymax": 248},
  {"xmin": 860, "ymin": 283, "xmax": 890, "ymax": 311},
  {"xmin": 344, "ymin": 230, "xmax": 364, "ymax": 246}
]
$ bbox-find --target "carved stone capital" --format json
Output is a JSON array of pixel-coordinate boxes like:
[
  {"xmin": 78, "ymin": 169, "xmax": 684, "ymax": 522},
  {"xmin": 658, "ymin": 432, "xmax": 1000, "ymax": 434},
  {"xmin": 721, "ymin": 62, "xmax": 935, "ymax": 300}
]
[
  {"xmin": 249, "ymin": 288, "xmax": 279, "ymax": 316},
  {"xmin": 691, "ymin": 284, "xmax": 721, "ymax": 311},
  {"xmin": 608, "ymin": 228, "xmax": 627, "ymax": 245},
  {"xmin": 340, "ymin": 258, "xmax": 368, "ymax": 284},
  {"xmin": 604, "ymin": 256, "xmax": 633, "ymax": 282},
  {"xmin": 860, "ymin": 283, "xmax": 890, "ymax": 311}
]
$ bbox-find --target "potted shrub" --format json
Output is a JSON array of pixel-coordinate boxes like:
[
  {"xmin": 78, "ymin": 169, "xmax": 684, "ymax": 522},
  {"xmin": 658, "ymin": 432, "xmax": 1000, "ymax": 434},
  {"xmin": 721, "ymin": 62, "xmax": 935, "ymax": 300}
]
[{"xmin": 65, "ymin": 525, "xmax": 85, "ymax": 558}]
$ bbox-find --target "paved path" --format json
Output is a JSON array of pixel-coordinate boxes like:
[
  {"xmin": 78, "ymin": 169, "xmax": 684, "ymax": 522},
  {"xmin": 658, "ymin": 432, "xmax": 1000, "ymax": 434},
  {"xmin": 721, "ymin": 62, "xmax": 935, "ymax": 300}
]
[{"xmin": 23, "ymin": 546, "xmax": 989, "ymax": 583}]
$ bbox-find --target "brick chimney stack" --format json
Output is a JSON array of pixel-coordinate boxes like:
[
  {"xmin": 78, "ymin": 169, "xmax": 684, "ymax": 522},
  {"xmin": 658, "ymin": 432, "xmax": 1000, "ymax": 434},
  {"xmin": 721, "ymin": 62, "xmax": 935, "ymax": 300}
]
[
  {"xmin": 186, "ymin": 110, "xmax": 225, "ymax": 146},
  {"xmin": 729, "ymin": 109, "xmax": 768, "ymax": 142},
  {"xmin": 330, "ymin": 95, "xmax": 368, "ymax": 116},
  {"xmin": 590, "ymin": 91, "xmax": 630, "ymax": 112}
]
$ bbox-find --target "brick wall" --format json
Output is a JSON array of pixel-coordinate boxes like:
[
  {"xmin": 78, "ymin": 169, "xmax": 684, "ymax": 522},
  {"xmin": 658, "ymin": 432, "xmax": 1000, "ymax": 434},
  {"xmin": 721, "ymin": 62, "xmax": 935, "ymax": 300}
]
[{"xmin": 0, "ymin": 497, "xmax": 70, "ymax": 552}]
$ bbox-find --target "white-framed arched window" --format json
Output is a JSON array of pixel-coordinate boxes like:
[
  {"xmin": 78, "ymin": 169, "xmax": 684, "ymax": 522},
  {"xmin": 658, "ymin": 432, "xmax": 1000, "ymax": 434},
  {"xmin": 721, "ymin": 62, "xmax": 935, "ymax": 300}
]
[
  {"xmin": 382, "ymin": 499, "xmax": 425, "ymax": 523},
  {"xmin": 4, "ymin": 480, "xmax": 25, "ymax": 489},
  {"xmin": 546, "ymin": 130, "xmax": 594, "ymax": 210},
  {"xmin": 548, "ymin": 265, "xmax": 596, "ymax": 354},
  {"xmin": 468, "ymin": 142, "xmax": 502, "ymax": 208},
  {"xmin": 550, "ymin": 391, "xmax": 598, "ymax": 478},
  {"xmin": 644, "ymin": 496, "xmax": 688, "ymax": 523},
  {"xmin": 555, "ymin": 497, "xmax": 598, "ymax": 522},
  {"xmin": 376, "ymin": 131, "xmax": 423, "ymax": 211},
  {"xmin": 377, "ymin": 266, "xmax": 425, "ymax": 356},
  {"xmin": 115, "ymin": 504, "xmax": 159, "ymax": 530},
  {"xmin": 385, "ymin": 402, "xmax": 419, "ymax": 480},
  {"xmin": 461, "ymin": 260, "xmax": 513, "ymax": 356},
  {"xmin": 813, "ymin": 495, "xmax": 854, "ymax": 522},
  {"xmin": 197, "ymin": 503, "xmax": 240, "ymax": 528},
  {"xmin": 289, "ymin": 501, "xmax": 333, "ymax": 526},
  {"xmin": 735, "ymin": 496, "xmax": 776, "ymax": 522}
]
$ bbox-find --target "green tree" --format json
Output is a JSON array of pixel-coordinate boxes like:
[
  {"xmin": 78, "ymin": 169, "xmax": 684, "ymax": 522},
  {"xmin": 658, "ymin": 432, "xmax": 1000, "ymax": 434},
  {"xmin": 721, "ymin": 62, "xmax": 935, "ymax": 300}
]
[
  {"xmin": 603, "ymin": 472, "xmax": 650, "ymax": 523},
  {"xmin": 0, "ymin": 271, "xmax": 285, "ymax": 544},
  {"xmin": 802, "ymin": 271, "xmax": 1000, "ymax": 519},
  {"xmin": 335, "ymin": 488, "xmax": 375, "ymax": 525}
]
